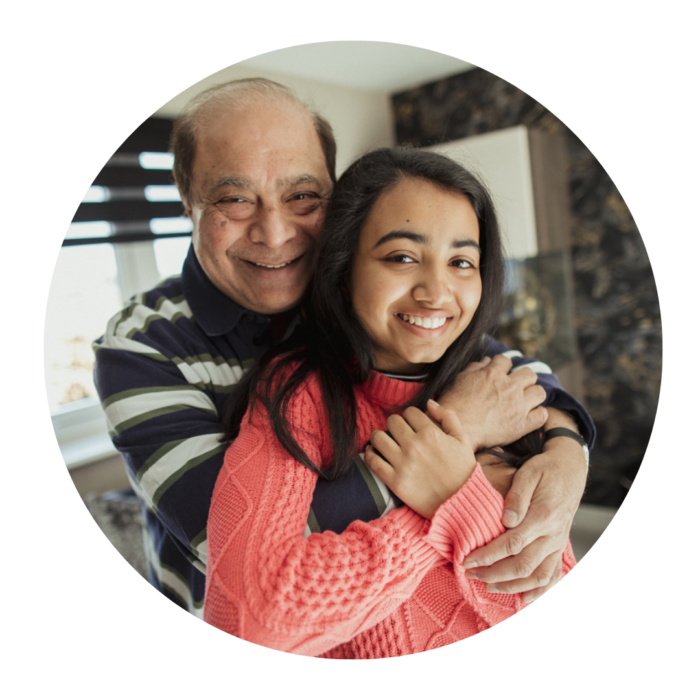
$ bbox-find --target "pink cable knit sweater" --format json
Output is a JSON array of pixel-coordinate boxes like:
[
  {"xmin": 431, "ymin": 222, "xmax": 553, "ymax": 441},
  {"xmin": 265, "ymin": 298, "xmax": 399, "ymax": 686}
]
[{"xmin": 205, "ymin": 371, "xmax": 576, "ymax": 657}]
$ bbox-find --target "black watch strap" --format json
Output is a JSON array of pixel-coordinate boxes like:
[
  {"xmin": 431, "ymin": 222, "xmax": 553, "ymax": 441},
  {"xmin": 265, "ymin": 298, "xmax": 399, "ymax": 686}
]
[{"xmin": 544, "ymin": 427, "xmax": 588, "ymax": 448}]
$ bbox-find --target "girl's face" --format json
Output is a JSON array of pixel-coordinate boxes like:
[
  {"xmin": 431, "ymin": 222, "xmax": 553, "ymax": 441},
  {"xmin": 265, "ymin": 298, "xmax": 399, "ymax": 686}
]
[{"xmin": 348, "ymin": 177, "xmax": 482, "ymax": 374}]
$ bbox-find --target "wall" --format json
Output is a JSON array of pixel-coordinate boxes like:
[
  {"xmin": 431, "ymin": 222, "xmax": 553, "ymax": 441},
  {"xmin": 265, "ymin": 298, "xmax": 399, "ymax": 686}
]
[
  {"xmin": 155, "ymin": 64, "xmax": 395, "ymax": 177},
  {"xmin": 392, "ymin": 68, "xmax": 662, "ymax": 507}
]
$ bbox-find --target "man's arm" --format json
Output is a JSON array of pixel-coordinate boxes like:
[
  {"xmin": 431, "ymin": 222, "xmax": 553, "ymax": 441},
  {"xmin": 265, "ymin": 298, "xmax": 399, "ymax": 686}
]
[
  {"xmin": 93, "ymin": 301, "xmax": 234, "ymax": 579},
  {"xmin": 483, "ymin": 336, "xmax": 595, "ymax": 448},
  {"xmin": 438, "ymin": 337, "xmax": 594, "ymax": 601},
  {"xmin": 462, "ymin": 407, "xmax": 587, "ymax": 602}
]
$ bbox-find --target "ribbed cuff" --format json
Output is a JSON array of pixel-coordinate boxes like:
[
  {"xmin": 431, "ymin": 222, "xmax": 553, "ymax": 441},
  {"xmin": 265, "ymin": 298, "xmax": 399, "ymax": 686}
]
[
  {"xmin": 387, "ymin": 504, "xmax": 440, "ymax": 567},
  {"xmin": 423, "ymin": 463, "xmax": 507, "ymax": 565}
]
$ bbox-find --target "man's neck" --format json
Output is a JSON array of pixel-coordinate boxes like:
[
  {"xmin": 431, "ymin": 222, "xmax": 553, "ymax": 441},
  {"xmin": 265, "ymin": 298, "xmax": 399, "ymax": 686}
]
[{"xmin": 268, "ymin": 310, "xmax": 296, "ymax": 344}]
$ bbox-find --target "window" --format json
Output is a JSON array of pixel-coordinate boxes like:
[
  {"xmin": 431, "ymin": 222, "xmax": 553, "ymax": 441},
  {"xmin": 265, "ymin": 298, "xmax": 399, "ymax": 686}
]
[{"xmin": 48, "ymin": 118, "xmax": 191, "ymax": 467}]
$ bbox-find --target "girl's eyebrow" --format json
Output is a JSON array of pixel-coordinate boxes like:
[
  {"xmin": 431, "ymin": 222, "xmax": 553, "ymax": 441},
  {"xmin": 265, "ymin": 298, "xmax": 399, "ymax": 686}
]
[{"xmin": 373, "ymin": 230, "xmax": 481, "ymax": 254}]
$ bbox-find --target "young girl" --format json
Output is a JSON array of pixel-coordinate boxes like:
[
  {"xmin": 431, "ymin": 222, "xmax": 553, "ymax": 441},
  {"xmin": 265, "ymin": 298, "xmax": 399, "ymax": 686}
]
[{"xmin": 204, "ymin": 148, "xmax": 576, "ymax": 658}]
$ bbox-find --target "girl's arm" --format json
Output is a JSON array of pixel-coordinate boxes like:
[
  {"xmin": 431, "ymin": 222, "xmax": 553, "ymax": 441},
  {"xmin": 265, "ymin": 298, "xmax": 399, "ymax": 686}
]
[{"xmin": 204, "ymin": 383, "xmax": 507, "ymax": 657}]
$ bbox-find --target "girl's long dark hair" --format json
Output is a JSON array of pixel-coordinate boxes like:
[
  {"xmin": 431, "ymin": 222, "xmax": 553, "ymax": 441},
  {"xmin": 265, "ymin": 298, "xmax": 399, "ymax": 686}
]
[{"xmin": 223, "ymin": 147, "xmax": 505, "ymax": 480}]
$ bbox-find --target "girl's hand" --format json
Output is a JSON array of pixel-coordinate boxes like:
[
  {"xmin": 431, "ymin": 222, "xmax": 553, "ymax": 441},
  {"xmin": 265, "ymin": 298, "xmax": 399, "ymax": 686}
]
[{"xmin": 365, "ymin": 399, "xmax": 476, "ymax": 520}]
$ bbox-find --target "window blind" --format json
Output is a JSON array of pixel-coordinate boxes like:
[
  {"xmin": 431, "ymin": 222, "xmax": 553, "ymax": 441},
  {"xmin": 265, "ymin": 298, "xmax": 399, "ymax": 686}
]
[{"xmin": 65, "ymin": 117, "xmax": 192, "ymax": 246}]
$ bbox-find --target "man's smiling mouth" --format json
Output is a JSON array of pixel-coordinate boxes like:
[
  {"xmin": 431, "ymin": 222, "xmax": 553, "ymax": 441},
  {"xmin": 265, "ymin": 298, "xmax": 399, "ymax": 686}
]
[{"xmin": 242, "ymin": 254, "xmax": 303, "ymax": 269}]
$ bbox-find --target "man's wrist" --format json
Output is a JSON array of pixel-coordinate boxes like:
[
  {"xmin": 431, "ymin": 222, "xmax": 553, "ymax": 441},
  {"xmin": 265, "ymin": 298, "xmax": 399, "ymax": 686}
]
[
  {"xmin": 542, "ymin": 432, "xmax": 589, "ymax": 476},
  {"xmin": 543, "ymin": 407, "xmax": 579, "ymax": 433}
]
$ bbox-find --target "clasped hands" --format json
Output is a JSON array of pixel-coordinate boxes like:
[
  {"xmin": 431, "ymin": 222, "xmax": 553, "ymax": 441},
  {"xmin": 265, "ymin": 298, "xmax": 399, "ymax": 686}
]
[{"xmin": 365, "ymin": 355, "xmax": 588, "ymax": 604}]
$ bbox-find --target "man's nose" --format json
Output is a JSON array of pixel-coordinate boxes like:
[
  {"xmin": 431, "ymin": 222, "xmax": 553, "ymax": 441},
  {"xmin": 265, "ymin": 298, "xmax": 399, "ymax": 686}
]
[
  {"xmin": 412, "ymin": 269, "xmax": 452, "ymax": 306},
  {"xmin": 250, "ymin": 204, "xmax": 296, "ymax": 248}
]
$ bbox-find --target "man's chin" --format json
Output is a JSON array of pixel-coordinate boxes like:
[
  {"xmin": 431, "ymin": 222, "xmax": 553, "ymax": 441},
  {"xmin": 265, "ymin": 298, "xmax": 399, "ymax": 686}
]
[{"xmin": 238, "ymin": 287, "xmax": 306, "ymax": 316}]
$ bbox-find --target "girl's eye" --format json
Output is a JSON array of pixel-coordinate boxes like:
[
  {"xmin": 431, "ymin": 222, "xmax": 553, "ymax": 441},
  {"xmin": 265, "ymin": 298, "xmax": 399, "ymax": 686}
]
[
  {"xmin": 451, "ymin": 259, "xmax": 475, "ymax": 269},
  {"xmin": 385, "ymin": 254, "xmax": 416, "ymax": 264}
]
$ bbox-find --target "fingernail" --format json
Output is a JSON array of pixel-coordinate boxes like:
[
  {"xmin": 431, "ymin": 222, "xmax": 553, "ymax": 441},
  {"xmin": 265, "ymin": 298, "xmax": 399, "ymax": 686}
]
[
  {"xmin": 485, "ymin": 584, "xmax": 501, "ymax": 594},
  {"xmin": 428, "ymin": 398, "xmax": 439, "ymax": 407},
  {"xmin": 522, "ymin": 593, "xmax": 536, "ymax": 605},
  {"xmin": 464, "ymin": 571, "xmax": 480, "ymax": 580},
  {"xmin": 463, "ymin": 559, "xmax": 481, "ymax": 569},
  {"xmin": 503, "ymin": 509, "xmax": 518, "ymax": 524}
]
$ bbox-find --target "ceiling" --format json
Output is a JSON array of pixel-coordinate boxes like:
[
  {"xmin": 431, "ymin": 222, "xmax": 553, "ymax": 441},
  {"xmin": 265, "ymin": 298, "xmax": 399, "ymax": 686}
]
[{"xmin": 239, "ymin": 41, "xmax": 475, "ymax": 93}]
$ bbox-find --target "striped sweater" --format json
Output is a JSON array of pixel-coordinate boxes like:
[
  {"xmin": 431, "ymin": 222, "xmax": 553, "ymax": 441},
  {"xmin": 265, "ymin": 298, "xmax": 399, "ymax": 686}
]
[
  {"xmin": 93, "ymin": 244, "xmax": 595, "ymax": 617},
  {"xmin": 205, "ymin": 371, "xmax": 577, "ymax": 657}
]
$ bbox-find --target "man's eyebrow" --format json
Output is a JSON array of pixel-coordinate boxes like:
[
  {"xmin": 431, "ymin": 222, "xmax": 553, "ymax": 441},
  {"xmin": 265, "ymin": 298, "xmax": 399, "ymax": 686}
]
[
  {"xmin": 373, "ymin": 230, "xmax": 481, "ymax": 254},
  {"xmin": 279, "ymin": 174, "xmax": 323, "ymax": 188},
  {"xmin": 213, "ymin": 174, "xmax": 324, "ymax": 190},
  {"xmin": 213, "ymin": 177, "xmax": 253, "ymax": 189}
]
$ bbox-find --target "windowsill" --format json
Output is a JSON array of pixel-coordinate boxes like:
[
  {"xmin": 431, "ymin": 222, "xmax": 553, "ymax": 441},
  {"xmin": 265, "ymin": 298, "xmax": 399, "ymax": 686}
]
[
  {"xmin": 52, "ymin": 397, "xmax": 118, "ymax": 470},
  {"xmin": 61, "ymin": 432, "xmax": 118, "ymax": 470}
]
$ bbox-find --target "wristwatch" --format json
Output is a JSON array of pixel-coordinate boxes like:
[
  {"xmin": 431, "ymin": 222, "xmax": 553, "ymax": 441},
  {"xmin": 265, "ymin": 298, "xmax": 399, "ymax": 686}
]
[{"xmin": 544, "ymin": 427, "xmax": 589, "ymax": 470}]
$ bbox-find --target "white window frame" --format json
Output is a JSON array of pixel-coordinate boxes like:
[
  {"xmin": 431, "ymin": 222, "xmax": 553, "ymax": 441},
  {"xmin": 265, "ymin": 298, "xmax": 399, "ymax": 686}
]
[{"xmin": 51, "ymin": 239, "xmax": 171, "ymax": 469}]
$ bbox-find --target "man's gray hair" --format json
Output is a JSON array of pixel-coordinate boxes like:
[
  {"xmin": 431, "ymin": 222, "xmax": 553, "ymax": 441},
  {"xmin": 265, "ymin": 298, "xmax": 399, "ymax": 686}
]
[{"xmin": 170, "ymin": 77, "xmax": 337, "ymax": 207}]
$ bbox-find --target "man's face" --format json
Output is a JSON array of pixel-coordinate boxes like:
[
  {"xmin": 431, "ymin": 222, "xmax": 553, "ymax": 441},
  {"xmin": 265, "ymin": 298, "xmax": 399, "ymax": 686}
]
[{"xmin": 184, "ymin": 98, "xmax": 333, "ymax": 315}]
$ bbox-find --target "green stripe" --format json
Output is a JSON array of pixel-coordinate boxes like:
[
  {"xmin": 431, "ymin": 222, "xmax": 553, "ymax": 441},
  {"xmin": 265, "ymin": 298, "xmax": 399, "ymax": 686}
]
[
  {"xmin": 152, "ymin": 443, "xmax": 228, "ymax": 506},
  {"xmin": 154, "ymin": 293, "xmax": 187, "ymax": 313},
  {"xmin": 93, "ymin": 343, "xmax": 170, "ymax": 363},
  {"xmin": 306, "ymin": 507, "xmax": 321, "ymax": 535},
  {"xmin": 125, "ymin": 311, "xmax": 190, "ymax": 339},
  {"xmin": 355, "ymin": 455, "xmax": 387, "ymax": 514},
  {"xmin": 159, "ymin": 563, "xmax": 204, "ymax": 610},
  {"xmin": 101, "ymin": 384, "xmax": 201, "ymax": 410},
  {"xmin": 113, "ymin": 403, "xmax": 217, "ymax": 435},
  {"xmin": 136, "ymin": 438, "xmax": 190, "ymax": 481},
  {"xmin": 191, "ymin": 528, "xmax": 207, "ymax": 552}
]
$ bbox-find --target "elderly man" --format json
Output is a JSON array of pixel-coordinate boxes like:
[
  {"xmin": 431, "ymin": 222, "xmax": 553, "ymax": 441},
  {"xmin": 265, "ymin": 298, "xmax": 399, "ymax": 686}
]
[{"xmin": 94, "ymin": 78, "xmax": 593, "ymax": 618}]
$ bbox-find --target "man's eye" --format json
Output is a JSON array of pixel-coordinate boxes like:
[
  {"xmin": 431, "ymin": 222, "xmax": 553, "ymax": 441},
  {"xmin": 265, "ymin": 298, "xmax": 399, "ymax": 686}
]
[
  {"xmin": 215, "ymin": 198, "xmax": 254, "ymax": 219},
  {"xmin": 288, "ymin": 192, "xmax": 322, "ymax": 214}
]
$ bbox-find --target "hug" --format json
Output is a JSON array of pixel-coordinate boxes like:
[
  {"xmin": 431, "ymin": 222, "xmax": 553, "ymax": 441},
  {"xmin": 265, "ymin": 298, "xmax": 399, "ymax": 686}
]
[{"xmin": 94, "ymin": 78, "xmax": 594, "ymax": 657}]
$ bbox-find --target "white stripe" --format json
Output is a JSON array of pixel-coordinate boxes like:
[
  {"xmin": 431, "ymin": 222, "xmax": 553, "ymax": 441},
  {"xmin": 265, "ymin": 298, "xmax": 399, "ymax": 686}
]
[
  {"xmin": 103, "ymin": 388, "xmax": 216, "ymax": 433},
  {"xmin": 359, "ymin": 452, "xmax": 396, "ymax": 515},
  {"xmin": 511, "ymin": 361, "xmax": 553, "ymax": 375},
  {"xmin": 143, "ymin": 528, "xmax": 203, "ymax": 618},
  {"xmin": 500, "ymin": 350, "xmax": 523, "ymax": 359},
  {"xmin": 192, "ymin": 539, "xmax": 208, "ymax": 571},
  {"xmin": 139, "ymin": 432, "xmax": 224, "ymax": 505},
  {"xmin": 93, "ymin": 333, "xmax": 166, "ymax": 358},
  {"xmin": 124, "ymin": 468, "xmax": 155, "ymax": 513},
  {"xmin": 110, "ymin": 296, "xmax": 193, "ymax": 339},
  {"xmin": 174, "ymin": 358, "xmax": 245, "ymax": 389}
]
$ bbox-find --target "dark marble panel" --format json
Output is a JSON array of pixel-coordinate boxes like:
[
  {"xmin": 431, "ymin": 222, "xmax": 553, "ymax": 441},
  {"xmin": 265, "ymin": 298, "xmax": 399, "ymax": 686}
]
[{"xmin": 393, "ymin": 68, "xmax": 661, "ymax": 508}]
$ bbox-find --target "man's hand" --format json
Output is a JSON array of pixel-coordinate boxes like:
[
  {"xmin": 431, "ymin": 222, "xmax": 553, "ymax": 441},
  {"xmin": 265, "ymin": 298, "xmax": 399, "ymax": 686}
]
[
  {"xmin": 462, "ymin": 408, "xmax": 587, "ymax": 603},
  {"xmin": 439, "ymin": 355, "xmax": 548, "ymax": 452},
  {"xmin": 476, "ymin": 451, "xmax": 517, "ymax": 499}
]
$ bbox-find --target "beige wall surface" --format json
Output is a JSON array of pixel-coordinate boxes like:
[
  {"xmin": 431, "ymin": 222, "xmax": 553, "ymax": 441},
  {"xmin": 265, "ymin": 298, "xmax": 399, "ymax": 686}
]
[{"xmin": 155, "ymin": 64, "xmax": 396, "ymax": 177}]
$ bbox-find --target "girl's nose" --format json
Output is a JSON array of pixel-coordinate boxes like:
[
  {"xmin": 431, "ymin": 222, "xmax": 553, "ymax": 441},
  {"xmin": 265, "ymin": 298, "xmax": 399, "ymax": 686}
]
[{"xmin": 412, "ymin": 270, "xmax": 451, "ymax": 306}]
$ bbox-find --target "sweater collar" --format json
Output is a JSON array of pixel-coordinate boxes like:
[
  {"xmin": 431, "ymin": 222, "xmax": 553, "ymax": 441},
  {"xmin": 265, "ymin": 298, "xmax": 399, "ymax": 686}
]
[{"xmin": 360, "ymin": 371, "xmax": 424, "ymax": 410}]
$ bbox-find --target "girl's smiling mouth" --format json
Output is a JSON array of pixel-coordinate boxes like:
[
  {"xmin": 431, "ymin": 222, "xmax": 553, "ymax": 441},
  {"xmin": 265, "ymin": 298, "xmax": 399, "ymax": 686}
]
[{"xmin": 394, "ymin": 312, "xmax": 453, "ymax": 336}]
